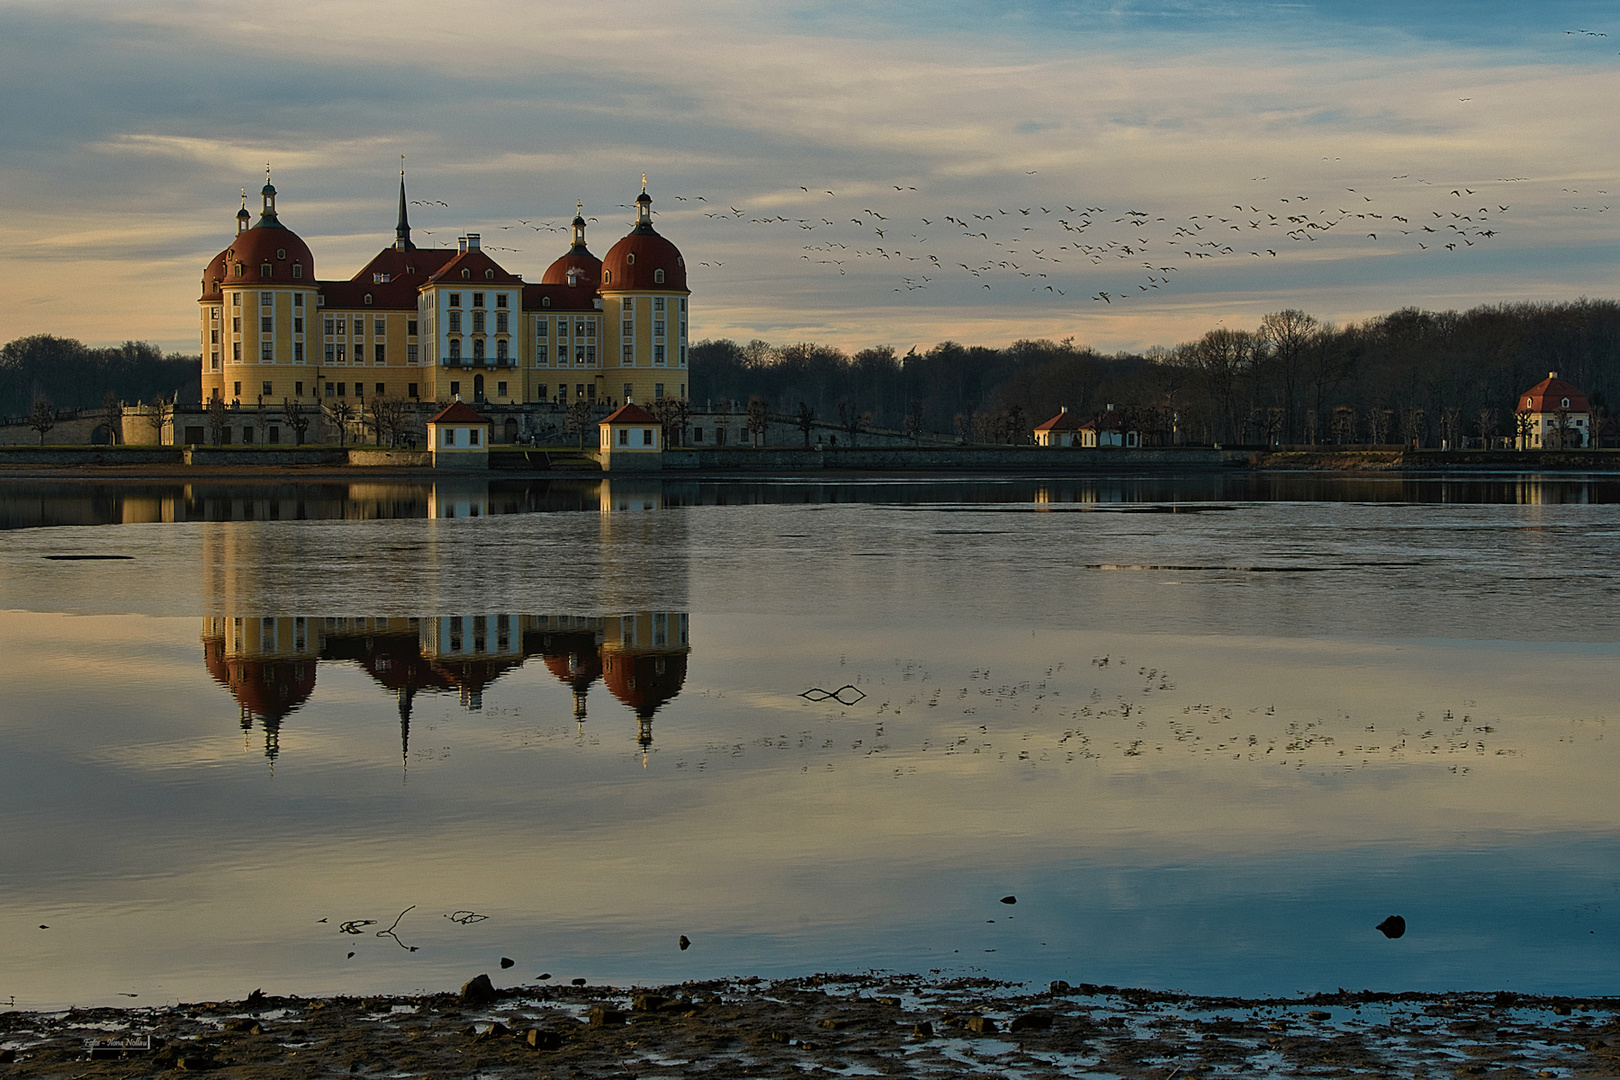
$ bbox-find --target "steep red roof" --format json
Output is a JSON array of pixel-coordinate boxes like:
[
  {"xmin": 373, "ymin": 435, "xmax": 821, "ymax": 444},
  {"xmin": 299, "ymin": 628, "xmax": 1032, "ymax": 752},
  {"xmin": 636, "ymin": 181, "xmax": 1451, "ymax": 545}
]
[
  {"xmin": 200, "ymin": 225, "xmax": 316, "ymax": 300},
  {"xmin": 1034, "ymin": 408, "xmax": 1085, "ymax": 432},
  {"xmin": 1519, "ymin": 372, "xmax": 1590, "ymax": 414},
  {"xmin": 427, "ymin": 246, "xmax": 523, "ymax": 285},
  {"xmin": 428, "ymin": 401, "xmax": 491, "ymax": 425},
  {"xmin": 600, "ymin": 402, "xmax": 659, "ymax": 425},
  {"xmin": 522, "ymin": 282, "xmax": 599, "ymax": 312}
]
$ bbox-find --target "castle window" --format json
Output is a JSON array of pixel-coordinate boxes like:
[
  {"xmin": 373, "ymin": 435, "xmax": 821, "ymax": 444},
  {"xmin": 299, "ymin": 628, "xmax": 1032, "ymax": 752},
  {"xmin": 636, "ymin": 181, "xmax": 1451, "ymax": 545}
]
[
  {"xmin": 374, "ymin": 344, "xmax": 385, "ymax": 364},
  {"xmin": 472, "ymin": 310, "xmax": 485, "ymax": 333},
  {"xmin": 461, "ymin": 269, "xmax": 470, "ymax": 279},
  {"xmin": 261, "ymin": 292, "xmax": 273, "ymax": 306},
  {"xmin": 449, "ymin": 293, "xmax": 461, "ymax": 307},
  {"xmin": 536, "ymin": 319, "xmax": 547, "ymax": 338},
  {"xmin": 496, "ymin": 294, "xmax": 508, "ymax": 308},
  {"xmin": 407, "ymin": 319, "xmax": 417, "ymax": 335},
  {"xmin": 473, "ymin": 338, "xmax": 485, "ymax": 360},
  {"xmin": 374, "ymin": 318, "xmax": 385, "ymax": 336},
  {"xmin": 603, "ymin": 270, "xmax": 612, "ymax": 284},
  {"xmin": 294, "ymin": 294, "xmax": 303, "ymax": 308},
  {"xmin": 496, "ymin": 339, "xmax": 508, "ymax": 361},
  {"xmin": 261, "ymin": 316, "xmax": 272, "ymax": 333},
  {"xmin": 654, "ymin": 269, "xmax": 665, "ymax": 284},
  {"xmin": 407, "ymin": 344, "xmax": 418, "ymax": 364},
  {"xmin": 449, "ymin": 338, "xmax": 461, "ymax": 361},
  {"xmin": 261, "ymin": 263, "xmax": 272, "ymax": 276},
  {"xmin": 541, "ymin": 296, "xmax": 551, "ymax": 307},
  {"xmin": 448, "ymin": 311, "xmax": 461, "ymax": 333},
  {"xmin": 537, "ymin": 345, "xmax": 548, "ymax": 364},
  {"xmin": 495, "ymin": 311, "xmax": 508, "ymax": 333},
  {"xmin": 292, "ymin": 264, "xmax": 303, "ymax": 279},
  {"xmin": 485, "ymin": 268, "xmax": 494, "ymax": 279},
  {"xmin": 235, "ymin": 263, "xmax": 244, "ymax": 277},
  {"xmin": 364, "ymin": 293, "xmax": 373, "ymax": 305},
  {"xmin": 276, "ymin": 249, "xmax": 286, "ymax": 260},
  {"xmin": 626, "ymin": 253, "xmax": 636, "ymax": 265},
  {"xmin": 261, "ymin": 341, "xmax": 273, "ymax": 361},
  {"xmin": 654, "ymin": 297, "xmax": 665, "ymax": 311},
  {"xmin": 472, "ymin": 292, "xmax": 484, "ymax": 308}
]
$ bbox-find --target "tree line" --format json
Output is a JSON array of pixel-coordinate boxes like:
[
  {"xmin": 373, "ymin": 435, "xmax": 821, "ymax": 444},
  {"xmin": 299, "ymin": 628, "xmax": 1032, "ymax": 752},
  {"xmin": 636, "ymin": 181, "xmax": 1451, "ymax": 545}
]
[
  {"xmin": 692, "ymin": 299, "xmax": 1620, "ymax": 446},
  {"xmin": 0, "ymin": 335, "xmax": 199, "ymax": 419}
]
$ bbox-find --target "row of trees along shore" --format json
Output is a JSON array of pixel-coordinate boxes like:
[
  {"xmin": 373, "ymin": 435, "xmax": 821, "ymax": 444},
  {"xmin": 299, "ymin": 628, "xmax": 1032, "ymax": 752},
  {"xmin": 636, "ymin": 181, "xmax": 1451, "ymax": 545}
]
[
  {"xmin": 8, "ymin": 299, "xmax": 1620, "ymax": 447},
  {"xmin": 694, "ymin": 300, "xmax": 1620, "ymax": 446}
]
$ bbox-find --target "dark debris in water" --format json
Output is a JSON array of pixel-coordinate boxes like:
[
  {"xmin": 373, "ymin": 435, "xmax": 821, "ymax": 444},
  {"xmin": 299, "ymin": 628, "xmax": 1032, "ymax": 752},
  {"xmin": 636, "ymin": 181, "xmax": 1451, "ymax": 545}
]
[{"xmin": 2, "ymin": 976, "xmax": 1616, "ymax": 1079}]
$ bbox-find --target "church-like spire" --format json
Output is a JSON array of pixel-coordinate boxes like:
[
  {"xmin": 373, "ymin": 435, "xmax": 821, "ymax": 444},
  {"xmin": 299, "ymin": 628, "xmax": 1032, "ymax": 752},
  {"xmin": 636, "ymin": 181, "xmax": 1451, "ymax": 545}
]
[
  {"xmin": 395, "ymin": 158, "xmax": 415, "ymax": 250},
  {"xmin": 633, "ymin": 176, "xmax": 655, "ymax": 234},
  {"xmin": 237, "ymin": 189, "xmax": 250, "ymax": 234},
  {"xmin": 257, "ymin": 164, "xmax": 285, "ymax": 229}
]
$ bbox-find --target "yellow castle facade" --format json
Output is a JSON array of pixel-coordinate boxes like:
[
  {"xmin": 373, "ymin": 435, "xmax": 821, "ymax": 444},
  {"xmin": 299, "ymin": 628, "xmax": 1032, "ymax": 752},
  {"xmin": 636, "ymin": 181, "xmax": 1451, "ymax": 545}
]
[{"xmin": 198, "ymin": 173, "xmax": 691, "ymax": 413}]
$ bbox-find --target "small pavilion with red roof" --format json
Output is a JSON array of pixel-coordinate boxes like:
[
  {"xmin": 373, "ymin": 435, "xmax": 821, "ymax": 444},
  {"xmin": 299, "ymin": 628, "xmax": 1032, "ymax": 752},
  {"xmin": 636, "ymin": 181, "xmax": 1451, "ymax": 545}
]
[
  {"xmin": 1516, "ymin": 371, "xmax": 1591, "ymax": 449},
  {"xmin": 598, "ymin": 400, "xmax": 663, "ymax": 471},
  {"xmin": 1033, "ymin": 406, "xmax": 1085, "ymax": 447},
  {"xmin": 427, "ymin": 399, "xmax": 491, "ymax": 468}
]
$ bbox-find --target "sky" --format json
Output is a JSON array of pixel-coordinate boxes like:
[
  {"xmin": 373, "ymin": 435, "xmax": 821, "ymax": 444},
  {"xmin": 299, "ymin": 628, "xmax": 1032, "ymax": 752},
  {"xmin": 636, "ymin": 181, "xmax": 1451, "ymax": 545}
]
[{"xmin": 2, "ymin": 0, "xmax": 1619, "ymax": 356}]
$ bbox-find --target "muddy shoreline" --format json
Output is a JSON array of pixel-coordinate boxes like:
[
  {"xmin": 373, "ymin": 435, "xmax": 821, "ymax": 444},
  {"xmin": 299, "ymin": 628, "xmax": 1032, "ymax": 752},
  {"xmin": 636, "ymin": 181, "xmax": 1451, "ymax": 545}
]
[{"xmin": 3, "ymin": 974, "xmax": 1618, "ymax": 1078}]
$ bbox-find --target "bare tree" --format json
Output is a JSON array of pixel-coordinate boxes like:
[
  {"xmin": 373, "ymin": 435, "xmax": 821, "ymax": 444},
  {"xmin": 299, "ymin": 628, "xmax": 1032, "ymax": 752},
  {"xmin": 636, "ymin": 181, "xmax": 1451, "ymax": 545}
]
[
  {"xmin": 1513, "ymin": 408, "xmax": 1535, "ymax": 450},
  {"xmin": 837, "ymin": 401, "xmax": 866, "ymax": 447},
  {"xmin": 1551, "ymin": 407, "xmax": 1575, "ymax": 449},
  {"xmin": 102, "ymin": 390, "xmax": 122, "ymax": 445},
  {"xmin": 795, "ymin": 401, "xmax": 816, "ymax": 447},
  {"xmin": 1475, "ymin": 407, "xmax": 1497, "ymax": 450},
  {"xmin": 325, "ymin": 399, "xmax": 357, "ymax": 447},
  {"xmin": 745, "ymin": 395, "xmax": 769, "ymax": 447},
  {"xmin": 1368, "ymin": 407, "xmax": 1393, "ymax": 445},
  {"xmin": 146, "ymin": 394, "xmax": 174, "ymax": 445},
  {"xmin": 1439, "ymin": 406, "xmax": 1463, "ymax": 450},
  {"xmin": 1186, "ymin": 327, "xmax": 1257, "ymax": 443},
  {"xmin": 206, "ymin": 396, "xmax": 227, "ymax": 447},
  {"xmin": 902, "ymin": 398, "xmax": 925, "ymax": 444},
  {"xmin": 564, "ymin": 398, "xmax": 595, "ymax": 449},
  {"xmin": 27, "ymin": 396, "xmax": 55, "ymax": 445},
  {"xmin": 1400, "ymin": 407, "xmax": 1426, "ymax": 448},
  {"xmin": 368, "ymin": 396, "xmax": 406, "ymax": 447},
  {"xmin": 1258, "ymin": 309, "xmax": 1321, "ymax": 441},
  {"xmin": 1330, "ymin": 405, "xmax": 1357, "ymax": 445},
  {"xmin": 650, "ymin": 397, "xmax": 690, "ymax": 447},
  {"xmin": 281, "ymin": 398, "xmax": 310, "ymax": 446},
  {"xmin": 1303, "ymin": 408, "xmax": 1318, "ymax": 446}
]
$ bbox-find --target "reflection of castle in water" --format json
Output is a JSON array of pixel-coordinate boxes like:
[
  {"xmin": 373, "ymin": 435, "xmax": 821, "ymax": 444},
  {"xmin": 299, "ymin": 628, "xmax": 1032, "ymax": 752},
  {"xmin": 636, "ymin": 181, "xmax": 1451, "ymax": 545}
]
[{"xmin": 202, "ymin": 611, "xmax": 690, "ymax": 761}]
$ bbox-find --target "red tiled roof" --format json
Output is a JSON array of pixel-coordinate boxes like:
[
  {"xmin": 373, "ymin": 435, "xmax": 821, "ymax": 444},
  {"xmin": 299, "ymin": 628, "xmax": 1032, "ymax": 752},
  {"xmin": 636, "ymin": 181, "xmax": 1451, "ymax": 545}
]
[
  {"xmin": 427, "ymin": 401, "xmax": 491, "ymax": 425},
  {"xmin": 1034, "ymin": 409, "xmax": 1085, "ymax": 432},
  {"xmin": 426, "ymin": 247, "xmax": 523, "ymax": 285},
  {"xmin": 600, "ymin": 402, "xmax": 659, "ymax": 425},
  {"xmin": 601, "ymin": 230, "xmax": 687, "ymax": 292},
  {"xmin": 522, "ymin": 282, "xmax": 599, "ymax": 312},
  {"xmin": 1519, "ymin": 373, "xmax": 1590, "ymax": 414},
  {"xmin": 200, "ymin": 225, "xmax": 316, "ymax": 299},
  {"xmin": 542, "ymin": 250, "xmax": 602, "ymax": 291}
]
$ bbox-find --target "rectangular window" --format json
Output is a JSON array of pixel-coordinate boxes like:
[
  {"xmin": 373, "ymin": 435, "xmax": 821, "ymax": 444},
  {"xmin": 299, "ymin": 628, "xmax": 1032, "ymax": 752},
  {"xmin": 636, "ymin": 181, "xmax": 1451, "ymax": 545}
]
[
  {"xmin": 407, "ymin": 344, "xmax": 418, "ymax": 364},
  {"xmin": 584, "ymin": 383, "xmax": 593, "ymax": 401},
  {"xmin": 211, "ymin": 308, "xmax": 220, "ymax": 322},
  {"xmin": 210, "ymin": 329, "xmax": 219, "ymax": 343},
  {"xmin": 295, "ymin": 381, "xmax": 303, "ymax": 396},
  {"xmin": 449, "ymin": 338, "xmax": 461, "ymax": 361},
  {"xmin": 654, "ymin": 297, "xmax": 665, "ymax": 311},
  {"xmin": 324, "ymin": 343, "xmax": 334, "ymax": 363},
  {"xmin": 679, "ymin": 344, "xmax": 687, "ymax": 365},
  {"xmin": 585, "ymin": 320, "xmax": 595, "ymax": 339},
  {"xmin": 233, "ymin": 381, "xmax": 242, "ymax": 396},
  {"xmin": 655, "ymin": 383, "xmax": 664, "ymax": 399},
  {"xmin": 293, "ymin": 317, "xmax": 303, "ymax": 333},
  {"xmin": 680, "ymin": 298, "xmax": 686, "ymax": 311},
  {"xmin": 261, "ymin": 292, "xmax": 273, "ymax": 306},
  {"xmin": 575, "ymin": 346, "xmax": 584, "ymax": 363},
  {"xmin": 354, "ymin": 382, "xmax": 364, "ymax": 398},
  {"xmin": 496, "ymin": 293, "xmax": 508, "ymax": 308},
  {"xmin": 585, "ymin": 345, "xmax": 595, "ymax": 365},
  {"xmin": 374, "ymin": 343, "xmax": 385, "ymax": 364},
  {"xmin": 537, "ymin": 384, "xmax": 547, "ymax": 400},
  {"xmin": 241, "ymin": 426, "xmax": 253, "ymax": 444},
  {"xmin": 618, "ymin": 428, "xmax": 628, "ymax": 446},
  {"xmin": 623, "ymin": 382, "xmax": 633, "ymax": 401},
  {"xmin": 537, "ymin": 345, "xmax": 548, "ymax": 365},
  {"xmin": 448, "ymin": 311, "xmax": 461, "ymax": 333},
  {"xmin": 497, "ymin": 381, "xmax": 507, "ymax": 397},
  {"xmin": 449, "ymin": 293, "xmax": 461, "ymax": 307},
  {"xmin": 692, "ymin": 427, "xmax": 703, "ymax": 442},
  {"xmin": 262, "ymin": 380, "xmax": 272, "ymax": 397},
  {"xmin": 233, "ymin": 342, "xmax": 242, "ymax": 362},
  {"xmin": 324, "ymin": 318, "xmax": 334, "ymax": 335},
  {"xmin": 407, "ymin": 319, "xmax": 418, "ymax": 336},
  {"xmin": 232, "ymin": 317, "xmax": 241, "ymax": 333},
  {"xmin": 294, "ymin": 342, "xmax": 303, "ymax": 362},
  {"xmin": 622, "ymin": 320, "xmax": 633, "ymax": 336},
  {"xmin": 472, "ymin": 292, "xmax": 484, "ymax": 308},
  {"xmin": 496, "ymin": 339, "xmax": 509, "ymax": 361},
  {"xmin": 324, "ymin": 381, "xmax": 335, "ymax": 397},
  {"xmin": 232, "ymin": 294, "xmax": 241, "ymax": 307},
  {"xmin": 557, "ymin": 321, "xmax": 568, "ymax": 339},
  {"xmin": 374, "ymin": 318, "xmax": 385, "ymax": 336},
  {"xmin": 261, "ymin": 316, "xmax": 273, "ymax": 334},
  {"xmin": 294, "ymin": 294, "xmax": 303, "ymax": 308},
  {"xmin": 210, "ymin": 353, "xmax": 220, "ymax": 371},
  {"xmin": 336, "ymin": 382, "xmax": 345, "ymax": 396},
  {"xmin": 408, "ymin": 382, "xmax": 418, "ymax": 398},
  {"xmin": 268, "ymin": 426, "xmax": 279, "ymax": 445},
  {"xmin": 495, "ymin": 311, "xmax": 508, "ymax": 333},
  {"xmin": 443, "ymin": 428, "xmax": 455, "ymax": 446},
  {"xmin": 642, "ymin": 429, "xmax": 654, "ymax": 446},
  {"xmin": 472, "ymin": 310, "xmax": 485, "ymax": 333},
  {"xmin": 654, "ymin": 320, "xmax": 665, "ymax": 337},
  {"xmin": 376, "ymin": 382, "xmax": 385, "ymax": 396},
  {"xmin": 623, "ymin": 345, "xmax": 633, "ymax": 363},
  {"xmin": 654, "ymin": 344, "xmax": 665, "ymax": 366},
  {"xmin": 449, "ymin": 380, "xmax": 460, "ymax": 396},
  {"xmin": 469, "ymin": 428, "xmax": 480, "ymax": 446},
  {"xmin": 536, "ymin": 319, "xmax": 548, "ymax": 338},
  {"xmin": 336, "ymin": 344, "xmax": 346, "ymax": 363}
]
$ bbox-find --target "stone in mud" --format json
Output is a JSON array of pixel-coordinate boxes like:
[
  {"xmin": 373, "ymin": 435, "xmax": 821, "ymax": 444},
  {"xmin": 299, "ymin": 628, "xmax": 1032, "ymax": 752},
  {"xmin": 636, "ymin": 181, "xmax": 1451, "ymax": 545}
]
[
  {"xmin": 525, "ymin": 1028, "xmax": 562, "ymax": 1050},
  {"xmin": 460, "ymin": 974, "xmax": 498, "ymax": 1004},
  {"xmin": 1009, "ymin": 1012, "xmax": 1054, "ymax": 1032},
  {"xmin": 632, "ymin": 993, "xmax": 669, "ymax": 1012},
  {"xmin": 964, "ymin": 1015, "xmax": 997, "ymax": 1034},
  {"xmin": 912, "ymin": 1021, "xmax": 934, "ymax": 1038},
  {"xmin": 1049, "ymin": 980, "xmax": 1072, "ymax": 994},
  {"xmin": 588, "ymin": 1005, "xmax": 626, "ymax": 1027},
  {"xmin": 1307, "ymin": 1010, "xmax": 1331, "ymax": 1021}
]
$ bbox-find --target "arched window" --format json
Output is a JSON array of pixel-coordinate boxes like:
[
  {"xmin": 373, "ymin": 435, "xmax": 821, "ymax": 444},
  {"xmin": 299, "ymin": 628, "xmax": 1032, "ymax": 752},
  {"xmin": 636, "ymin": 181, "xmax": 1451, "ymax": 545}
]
[
  {"xmin": 292, "ymin": 264, "xmax": 303, "ymax": 279},
  {"xmin": 542, "ymin": 296, "xmax": 551, "ymax": 307},
  {"xmin": 364, "ymin": 293, "xmax": 373, "ymax": 305},
  {"xmin": 462, "ymin": 269, "xmax": 470, "ymax": 279},
  {"xmin": 485, "ymin": 268, "xmax": 494, "ymax": 279},
  {"xmin": 603, "ymin": 270, "xmax": 612, "ymax": 284},
  {"xmin": 654, "ymin": 269, "xmax": 665, "ymax": 284},
  {"xmin": 626, "ymin": 253, "xmax": 636, "ymax": 265}
]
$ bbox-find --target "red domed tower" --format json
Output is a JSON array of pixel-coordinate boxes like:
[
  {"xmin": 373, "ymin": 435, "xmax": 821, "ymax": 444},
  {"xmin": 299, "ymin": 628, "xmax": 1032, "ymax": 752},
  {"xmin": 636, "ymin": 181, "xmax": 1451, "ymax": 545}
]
[
  {"xmin": 541, "ymin": 202, "xmax": 602, "ymax": 293},
  {"xmin": 598, "ymin": 181, "xmax": 690, "ymax": 407}
]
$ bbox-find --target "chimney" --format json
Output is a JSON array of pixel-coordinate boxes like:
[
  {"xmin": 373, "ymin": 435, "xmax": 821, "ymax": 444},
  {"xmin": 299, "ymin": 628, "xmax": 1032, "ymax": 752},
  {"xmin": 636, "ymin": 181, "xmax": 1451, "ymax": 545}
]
[
  {"xmin": 1060, "ymin": 405, "xmax": 1067, "ymax": 413},
  {"xmin": 457, "ymin": 236, "xmax": 468, "ymax": 254},
  {"xmin": 466, "ymin": 233, "xmax": 480, "ymax": 250},
  {"xmin": 1549, "ymin": 371, "xmax": 1558, "ymax": 379}
]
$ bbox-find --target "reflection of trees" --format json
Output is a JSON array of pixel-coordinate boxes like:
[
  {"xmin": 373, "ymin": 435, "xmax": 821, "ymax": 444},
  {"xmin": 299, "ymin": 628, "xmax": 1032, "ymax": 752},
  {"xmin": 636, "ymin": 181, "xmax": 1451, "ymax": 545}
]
[{"xmin": 202, "ymin": 612, "xmax": 691, "ymax": 762}]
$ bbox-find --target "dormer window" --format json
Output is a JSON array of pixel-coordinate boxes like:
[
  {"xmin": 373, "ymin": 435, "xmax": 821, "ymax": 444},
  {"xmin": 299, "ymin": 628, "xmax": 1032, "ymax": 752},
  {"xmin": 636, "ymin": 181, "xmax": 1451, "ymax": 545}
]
[
  {"xmin": 261, "ymin": 263, "xmax": 273, "ymax": 276},
  {"xmin": 626, "ymin": 253, "xmax": 636, "ymax": 265},
  {"xmin": 485, "ymin": 268, "xmax": 494, "ymax": 279},
  {"xmin": 654, "ymin": 269, "xmax": 665, "ymax": 284},
  {"xmin": 603, "ymin": 270, "xmax": 613, "ymax": 284},
  {"xmin": 462, "ymin": 269, "xmax": 470, "ymax": 279},
  {"xmin": 277, "ymin": 249, "xmax": 286, "ymax": 260},
  {"xmin": 364, "ymin": 293, "xmax": 373, "ymax": 305},
  {"xmin": 677, "ymin": 256, "xmax": 684, "ymax": 267},
  {"xmin": 1563, "ymin": 397, "xmax": 1571, "ymax": 408},
  {"xmin": 541, "ymin": 296, "xmax": 551, "ymax": 308},
  {"xmin": 292, "ymin": 264, "xmax": 303, "ymax": 279}
]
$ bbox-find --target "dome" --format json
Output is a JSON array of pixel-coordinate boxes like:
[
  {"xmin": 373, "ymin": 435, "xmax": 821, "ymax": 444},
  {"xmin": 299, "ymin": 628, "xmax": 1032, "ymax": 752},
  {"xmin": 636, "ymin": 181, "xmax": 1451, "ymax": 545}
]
[
  {"xmin": 200, "ymin": 185, "xmax": 316, "ymax": 298},
  {"xmin": 541, "ymin": 250, "xmax": 602, "ymax": 290},
  {"xmin": 601, "ymin": 190, "xmax": 687, "ymax": 291}
]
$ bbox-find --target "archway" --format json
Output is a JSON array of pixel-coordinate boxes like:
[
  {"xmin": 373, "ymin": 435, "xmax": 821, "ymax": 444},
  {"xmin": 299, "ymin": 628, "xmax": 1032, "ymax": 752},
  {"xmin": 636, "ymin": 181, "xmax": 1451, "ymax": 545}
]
[
  {"xmin": 503, "ymin": 418, "xmax": 519, "ymax": 444},
  {"xmin": 473, "ymin": 374, "xmax": 485, "ymax": 402}
]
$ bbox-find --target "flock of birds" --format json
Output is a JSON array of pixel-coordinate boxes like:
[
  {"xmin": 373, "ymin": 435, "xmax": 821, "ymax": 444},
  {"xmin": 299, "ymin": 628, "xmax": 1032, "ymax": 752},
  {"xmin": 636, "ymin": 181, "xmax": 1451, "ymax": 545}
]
[{"xmin": 390, "ymin": 29, "xmax": 1615, "ymax": 310}]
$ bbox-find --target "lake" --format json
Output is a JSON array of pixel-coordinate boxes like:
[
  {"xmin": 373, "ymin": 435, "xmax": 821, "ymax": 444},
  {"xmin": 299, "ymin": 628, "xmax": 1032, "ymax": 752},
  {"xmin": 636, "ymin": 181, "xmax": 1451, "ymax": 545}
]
[{"xmin": 1, "ymin": 472, "xmax": 1617, "ymax": 1009}]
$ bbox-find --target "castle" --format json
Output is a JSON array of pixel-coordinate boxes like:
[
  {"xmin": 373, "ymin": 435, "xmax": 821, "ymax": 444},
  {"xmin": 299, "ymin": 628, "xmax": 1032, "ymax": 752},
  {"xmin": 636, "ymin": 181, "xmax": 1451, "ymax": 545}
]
[{"xmin": 198, "ymin": 172, "xmax": 691, "ymax": 425}]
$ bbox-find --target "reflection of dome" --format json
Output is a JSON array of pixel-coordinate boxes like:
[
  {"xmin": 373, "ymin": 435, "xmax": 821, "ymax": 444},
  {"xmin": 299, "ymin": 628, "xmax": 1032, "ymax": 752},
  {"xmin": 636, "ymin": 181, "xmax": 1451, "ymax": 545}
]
[
  {"xmin": 540, "ymin": 632, "xmax": 603, "ymax": 720},
  {"xmin": 202, "ymin": 638, "xmax": 316, "ymax": 761},
  {"xmin": 601, "ymin": 190, "xmax": 687, "ymax": 292},
  {"xmin": 602, "ymin": 651, "xmax": 689, "ymax": 720},
  {"xmin": 429, "ymin": 657, "xmax": 524, "ymax": 711}
]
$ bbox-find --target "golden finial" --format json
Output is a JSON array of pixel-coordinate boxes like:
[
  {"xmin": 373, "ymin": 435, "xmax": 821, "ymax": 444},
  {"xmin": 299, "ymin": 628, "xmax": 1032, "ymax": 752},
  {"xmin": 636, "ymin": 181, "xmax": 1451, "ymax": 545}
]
[
  {"xmin": 265, "ymin": 163, "xmax": 271, "ymax": 183},
  {"xmin": 641, "ymin": 173, "xmax": 648, "ymax": 192},
  {"xmin": 400, "ymin": 153, "xmax": 405, "ymax": 178}
]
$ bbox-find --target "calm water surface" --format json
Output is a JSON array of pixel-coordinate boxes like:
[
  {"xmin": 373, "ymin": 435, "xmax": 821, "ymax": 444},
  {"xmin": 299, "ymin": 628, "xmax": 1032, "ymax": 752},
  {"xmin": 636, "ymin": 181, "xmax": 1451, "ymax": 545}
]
[{"xmin": 1, "ymin": 473, "xmax": 1618, "ymax": 1008}]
